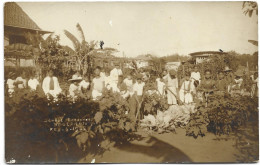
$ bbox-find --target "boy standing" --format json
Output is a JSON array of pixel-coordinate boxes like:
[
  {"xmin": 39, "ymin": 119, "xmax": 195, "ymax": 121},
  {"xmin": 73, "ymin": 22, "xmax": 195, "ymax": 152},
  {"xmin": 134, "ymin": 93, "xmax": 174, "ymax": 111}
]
[{"xmin": 216, "ymin": 71, "xmax": 228, "ymax": 95}]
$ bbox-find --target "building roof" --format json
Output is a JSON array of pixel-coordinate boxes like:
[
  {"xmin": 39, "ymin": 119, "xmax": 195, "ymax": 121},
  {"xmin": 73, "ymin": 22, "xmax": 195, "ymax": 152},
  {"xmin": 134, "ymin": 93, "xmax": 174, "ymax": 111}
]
[
  {"xmin": 189, "ymin": 51, "xmax": 227, "ymax": 57},
  {"xmin": 4, "ymin": 2, "xmax": 51, "ymax": 33},
  {"xmin": 136, "ymin": 54, "xmax": 153, "ymax": 61}
]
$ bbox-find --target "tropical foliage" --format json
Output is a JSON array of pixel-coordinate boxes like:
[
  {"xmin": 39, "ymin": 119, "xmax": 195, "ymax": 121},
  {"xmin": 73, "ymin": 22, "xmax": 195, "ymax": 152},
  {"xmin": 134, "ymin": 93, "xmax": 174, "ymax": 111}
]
[
  {"xmin": 5, "ymin": 88, "xmax": 141, "ymax": 163},
  {"xmin": 186, "ymin": 93, "xmax": 258, "ymax": 138}
]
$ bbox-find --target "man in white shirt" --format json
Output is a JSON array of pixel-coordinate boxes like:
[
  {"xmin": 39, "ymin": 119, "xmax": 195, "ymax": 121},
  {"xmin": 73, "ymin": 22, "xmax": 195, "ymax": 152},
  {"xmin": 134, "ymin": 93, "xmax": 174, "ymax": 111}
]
[
  {"xmin": 110, "ymin": 63, "xmax": 123, "ymax": 85},
  {"xmin": 42, "ymin": 70, "xmax": 62, "ymax": 98},
  {"xmin": 129, "ymin": 74, "xmax": 145, "ymax": 121}
]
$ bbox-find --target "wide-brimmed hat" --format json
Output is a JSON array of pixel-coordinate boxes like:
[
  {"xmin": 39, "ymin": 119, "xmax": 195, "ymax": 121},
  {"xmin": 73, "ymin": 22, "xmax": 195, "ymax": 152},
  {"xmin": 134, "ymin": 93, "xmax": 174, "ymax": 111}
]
[
  {"xmin": 234, "ymin": 70, "xmax": 243, "ymax": 77},
  {"xmin": 169, "ymin": 70, "xmax": 177, "ymax": 75},
  {"xmin": 224, "ymin": 66, "xmax": 232, "ymax": 72},
  {"xmin": 69, "ymin": 75, "xmax": 82, "ymax": 82}
]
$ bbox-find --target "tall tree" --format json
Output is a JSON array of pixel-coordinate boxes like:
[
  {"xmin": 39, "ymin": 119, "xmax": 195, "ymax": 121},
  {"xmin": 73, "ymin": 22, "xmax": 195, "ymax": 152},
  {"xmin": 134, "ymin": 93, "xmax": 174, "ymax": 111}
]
[{"xmin": 64, "ymin": 23, "xmax": 98, "ymax": 75}]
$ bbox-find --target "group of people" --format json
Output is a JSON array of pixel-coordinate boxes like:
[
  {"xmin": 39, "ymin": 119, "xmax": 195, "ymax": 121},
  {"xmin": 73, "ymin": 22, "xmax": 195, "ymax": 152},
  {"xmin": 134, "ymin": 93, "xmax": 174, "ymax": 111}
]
[{"xmin": 6, "ymin": 64, "xmax": 258, "ymax": 108}]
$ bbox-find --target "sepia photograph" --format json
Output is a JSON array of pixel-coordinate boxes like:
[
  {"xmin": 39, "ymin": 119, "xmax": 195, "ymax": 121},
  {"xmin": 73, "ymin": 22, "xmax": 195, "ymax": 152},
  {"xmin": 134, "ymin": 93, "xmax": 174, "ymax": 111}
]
[{"xmin": 4, "ymin": 1, "xmax": 259, "ymax": 163}]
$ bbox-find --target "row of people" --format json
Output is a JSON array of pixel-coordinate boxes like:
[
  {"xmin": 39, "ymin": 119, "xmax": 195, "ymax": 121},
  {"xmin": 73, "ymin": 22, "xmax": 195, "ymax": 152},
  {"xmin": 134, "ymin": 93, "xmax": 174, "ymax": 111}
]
[{"xmin": 6, "ymin": 65, "xmax": 258, "ymax": 102}]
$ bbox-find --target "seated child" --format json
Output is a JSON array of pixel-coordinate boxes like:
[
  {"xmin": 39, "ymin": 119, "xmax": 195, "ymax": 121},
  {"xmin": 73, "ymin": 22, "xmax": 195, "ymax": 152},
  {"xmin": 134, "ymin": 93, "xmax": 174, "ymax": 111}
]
[{"xmin": 28, "ymin": 72, "xmax": 40, "ymax": 91}]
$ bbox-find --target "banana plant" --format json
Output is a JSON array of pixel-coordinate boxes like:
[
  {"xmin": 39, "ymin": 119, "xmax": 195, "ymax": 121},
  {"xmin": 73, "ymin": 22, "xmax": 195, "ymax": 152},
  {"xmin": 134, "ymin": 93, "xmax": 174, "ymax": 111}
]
[{"xmin": 64, "ymin": 23, "xmax": 98, "ymax": 75}]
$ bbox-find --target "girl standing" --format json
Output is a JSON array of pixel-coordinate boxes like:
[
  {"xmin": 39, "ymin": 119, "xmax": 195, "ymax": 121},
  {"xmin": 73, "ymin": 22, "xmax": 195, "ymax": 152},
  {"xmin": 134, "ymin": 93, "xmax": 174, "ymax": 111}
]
[
  {"xmin": 91, "ymin": 66, "xmax": 105, "ymax": 100},
  {"xmin": 179, "ymin": 72, "xmax": 194, "ymax": 104}
]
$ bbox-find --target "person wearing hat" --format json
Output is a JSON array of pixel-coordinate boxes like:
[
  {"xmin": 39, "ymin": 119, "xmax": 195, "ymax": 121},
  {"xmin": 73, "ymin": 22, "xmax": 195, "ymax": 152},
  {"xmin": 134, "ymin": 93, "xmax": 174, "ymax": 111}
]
[
  {"xmin": 68, "ymin": 75, "xmax": 83, "ymax": 99},
  {"xmin": 224, "ymin": 66, "xmax": 234, "ymax": 93},
  {"xmin": 165, "ymin": 70, "xmax": 179, "ymax": 105},
  {"xmin": 42, "ymin": 69, "xmax": 62, "ymax": 99},
  {"xmin": 231, "ymin": 70, "xmax": 244, "ymax": 93},
  {"xmin": 6, "ymin": 72, "xmax": 16, "ymax": 97},
  {"xmin": 15, "ymin": 71, "xmax": 27, "ymax": 89},
  {"xmin": 110, "ymin": 62, "xmax": 123, "ymax": 85}
]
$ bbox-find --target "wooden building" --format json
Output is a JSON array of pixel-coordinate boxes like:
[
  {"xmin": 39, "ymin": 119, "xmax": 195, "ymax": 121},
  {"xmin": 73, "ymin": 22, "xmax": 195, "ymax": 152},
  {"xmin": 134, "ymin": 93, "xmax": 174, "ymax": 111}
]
[
  {"xmin": 189, "ymin": 51, "xmax": 228, "ymax": 64},
  {"xmin": 4, "ymin": 2, "xmax": 51, "ymax": 67}
]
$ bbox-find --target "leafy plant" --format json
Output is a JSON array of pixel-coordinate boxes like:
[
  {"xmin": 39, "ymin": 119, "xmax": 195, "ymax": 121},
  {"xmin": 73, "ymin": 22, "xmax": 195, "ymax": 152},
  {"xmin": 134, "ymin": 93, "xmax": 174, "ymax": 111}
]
[
  {"xmin": 5, "ymin": 88, "xmax": 140, "ymax": 163},
  {"xmin": 186, "ymin": 93, "xmax": 258, "ymax": 138}
]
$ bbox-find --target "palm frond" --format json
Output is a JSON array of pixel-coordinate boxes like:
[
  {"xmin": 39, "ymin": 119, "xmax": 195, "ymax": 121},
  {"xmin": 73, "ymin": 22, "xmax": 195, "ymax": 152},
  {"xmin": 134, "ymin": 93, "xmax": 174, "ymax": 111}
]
[
  {"xmin": 248, "ymin": 40, "xmax": 258, "ymax": 46},
  {"xmin": 242, "ymin": 1, "xmax": 246, "ymax": 9},
  {"xmin": 76, "ymin": 23, "xmax": 86, "ymax": 43},
  {"xmin": 64, "ymin": 30, "xmax": 80, "ymax": 51}
]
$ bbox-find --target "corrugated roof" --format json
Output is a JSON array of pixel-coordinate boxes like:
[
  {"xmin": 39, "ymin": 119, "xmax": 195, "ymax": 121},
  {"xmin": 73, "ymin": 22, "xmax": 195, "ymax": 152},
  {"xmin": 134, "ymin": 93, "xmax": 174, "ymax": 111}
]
[{"xmin": 4, "ymin": 2, "xmax": 41, "ymax": 31}]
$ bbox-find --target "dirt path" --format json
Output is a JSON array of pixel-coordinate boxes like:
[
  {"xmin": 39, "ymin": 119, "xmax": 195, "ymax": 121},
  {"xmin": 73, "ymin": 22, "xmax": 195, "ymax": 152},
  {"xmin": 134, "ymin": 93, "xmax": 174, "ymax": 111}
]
[{"xmin": 79, "ymin": 128, "xmax": 241, "ymax": 163}]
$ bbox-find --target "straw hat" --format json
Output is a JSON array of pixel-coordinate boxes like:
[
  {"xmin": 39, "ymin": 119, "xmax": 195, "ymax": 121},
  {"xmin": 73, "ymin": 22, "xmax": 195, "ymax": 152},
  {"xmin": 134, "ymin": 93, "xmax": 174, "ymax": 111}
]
[
  {"xmin": 234, "ymin": 70, "xmax": 243, "ymax": 77},
  {"xmin": 69, "ymin": 75, "xmax": 82, "ymax": 82},
  {"xmin": 224, "ymin": 66, "xmax": 232, "ymax": 72},
  {"xmin": 169, "ymin": 70, "xmax": 177, "ymax": 75}
]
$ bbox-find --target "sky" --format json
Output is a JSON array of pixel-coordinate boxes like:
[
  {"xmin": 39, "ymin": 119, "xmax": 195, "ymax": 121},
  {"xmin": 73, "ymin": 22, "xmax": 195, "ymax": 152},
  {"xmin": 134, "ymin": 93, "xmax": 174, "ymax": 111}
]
[{"xmin": 17, "ymin": 2, "xmax": 258, "ymax": 57}]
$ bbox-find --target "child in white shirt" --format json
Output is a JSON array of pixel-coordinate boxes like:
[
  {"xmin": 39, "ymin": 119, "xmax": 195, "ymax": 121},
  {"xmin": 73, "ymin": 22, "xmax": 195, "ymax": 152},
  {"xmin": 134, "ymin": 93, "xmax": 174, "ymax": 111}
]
[
  {"xmin": 6, "ymin": 72, "xmax": 16, "ymax": 96},
  {"xmin": 79, "ymin": 76, "xmax": 90, "ymax": 93},
  {"xmin": 104, "ymin": 70, "xmax": 112, "ymax": 89},
  {"xmin": 15, "ymin": 71, "xmax": 27, "ymax": 89},
  {"xmin": 179, "ymin": 73, "xmax": 194, "ymax": 104},
  {"xmin": 191, "ymin": 66, "xmax": 201, "ymax": 85},
  {"xmin": 156, "ymin": 74, "xmax": 166, "ymax": 96},
  {"xmin": 91, "ymin": 66, "xmax": 105, "ymax": 100},
  {"xmin": 68, "ymin": 75, "xmax": 82, "ymax": 99},
  {"xmin": 123, "ymin": 74, "xmax": 134, "ymax": 94},
  {"xmin": 28, "ymin": 73, "xmax": 40, "ymax": 91},
  {"xmin": 133, "ymin": 74, "xmax": 145, "ymax": 99}
]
